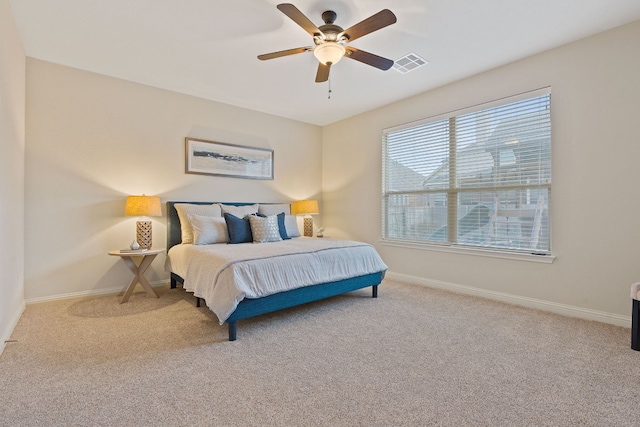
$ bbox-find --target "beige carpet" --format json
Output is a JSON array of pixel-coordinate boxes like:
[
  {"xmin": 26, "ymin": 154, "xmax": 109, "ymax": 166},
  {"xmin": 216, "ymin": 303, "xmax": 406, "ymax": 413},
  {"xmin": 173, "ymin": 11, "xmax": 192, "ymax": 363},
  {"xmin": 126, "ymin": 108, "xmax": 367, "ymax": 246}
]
[{"xmin": 1, "ymin": 279, "xmax": 638, "ymax": 426}]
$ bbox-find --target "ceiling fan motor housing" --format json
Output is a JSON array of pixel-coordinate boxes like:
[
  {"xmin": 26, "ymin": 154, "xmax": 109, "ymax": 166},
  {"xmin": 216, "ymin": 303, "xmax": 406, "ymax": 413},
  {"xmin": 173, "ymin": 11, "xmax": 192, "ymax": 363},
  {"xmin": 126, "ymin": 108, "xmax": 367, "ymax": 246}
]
[{"xmin": 316, "ymin": 11, "xmax": 345, "ymax": 44}]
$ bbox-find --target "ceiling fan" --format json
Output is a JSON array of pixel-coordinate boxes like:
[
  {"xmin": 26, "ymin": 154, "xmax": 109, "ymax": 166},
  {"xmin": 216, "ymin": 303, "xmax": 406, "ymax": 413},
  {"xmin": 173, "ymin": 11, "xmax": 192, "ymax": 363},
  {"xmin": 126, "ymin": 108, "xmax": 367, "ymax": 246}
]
[{"xmin": 258, "ymin": 3, "xmax": 397, "ymax": 83}]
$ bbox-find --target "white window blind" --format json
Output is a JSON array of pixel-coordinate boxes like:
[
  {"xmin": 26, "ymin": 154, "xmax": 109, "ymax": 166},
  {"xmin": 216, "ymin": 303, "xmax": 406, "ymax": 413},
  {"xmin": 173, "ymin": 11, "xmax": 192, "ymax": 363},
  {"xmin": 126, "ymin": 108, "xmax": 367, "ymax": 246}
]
[{"xmin": 382, "ymin": 89, "xmax": 551, "ymax": 254}]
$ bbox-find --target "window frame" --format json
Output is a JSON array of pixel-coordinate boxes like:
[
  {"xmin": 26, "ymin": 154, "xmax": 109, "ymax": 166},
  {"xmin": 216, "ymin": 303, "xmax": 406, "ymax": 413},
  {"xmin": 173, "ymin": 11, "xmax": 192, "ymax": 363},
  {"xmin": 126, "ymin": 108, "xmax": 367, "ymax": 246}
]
[{"xmin": 381, "ymin": 88, "xmax": 554, "ymax": 262}]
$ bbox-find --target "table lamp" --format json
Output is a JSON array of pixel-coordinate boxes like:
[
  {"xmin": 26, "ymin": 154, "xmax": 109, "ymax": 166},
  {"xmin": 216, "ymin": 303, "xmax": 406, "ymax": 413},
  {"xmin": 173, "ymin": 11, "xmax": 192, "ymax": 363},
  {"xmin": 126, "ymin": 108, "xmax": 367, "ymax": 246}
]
[
  {"xmin": 291, "ymin": 199, "xmax": 319, "ymax": 237},
  {"xmin": 124, "ymin": 195, "xmax": 162, "ymax": 249}
]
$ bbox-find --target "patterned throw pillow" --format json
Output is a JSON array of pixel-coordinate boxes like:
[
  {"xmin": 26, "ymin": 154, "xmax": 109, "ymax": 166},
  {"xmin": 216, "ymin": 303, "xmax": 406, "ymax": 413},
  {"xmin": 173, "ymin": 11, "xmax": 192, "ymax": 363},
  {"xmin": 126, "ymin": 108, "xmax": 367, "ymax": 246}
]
[
  {"xmin": 248, "ymin": 214, "xmax": 283, "ymax": 243},
  {"xmin": 257, "ymin": 212, "xmax": 290, "ymax": 240}
]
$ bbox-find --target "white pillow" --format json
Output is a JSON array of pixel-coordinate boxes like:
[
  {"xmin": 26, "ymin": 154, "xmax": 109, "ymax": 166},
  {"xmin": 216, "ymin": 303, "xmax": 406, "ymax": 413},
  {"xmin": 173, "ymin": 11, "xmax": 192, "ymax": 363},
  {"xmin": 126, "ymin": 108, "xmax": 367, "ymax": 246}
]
[
  {"xmin": 258, "ymin": 203, "xmax": 291, "ymax": 216},
  {"xmin": 174, "ymin": 203, "xmax": 222, "ymax": 244},
  {"xmin": 220, "ymin": 203, "xmax": 259, "ymax": 217},
  {"xmin": 284, "ymin": 215, "xmax": 300, "ymax": 238},
  {"xmin": 190, "ymin": 215, "xmax": 229, "ymax": 244},
  {"xmin": 248, "ymin": 214, "xmax": 283, "ymax": 243}
]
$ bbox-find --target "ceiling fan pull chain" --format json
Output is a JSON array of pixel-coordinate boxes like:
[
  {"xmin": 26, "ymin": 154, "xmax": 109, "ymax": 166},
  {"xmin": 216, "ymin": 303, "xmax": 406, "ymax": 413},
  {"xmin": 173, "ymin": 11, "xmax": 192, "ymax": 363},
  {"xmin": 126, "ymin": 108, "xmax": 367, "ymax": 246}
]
[{"xmin": 328, "ymin": 78, "xmax": 332, "ymax": 99}]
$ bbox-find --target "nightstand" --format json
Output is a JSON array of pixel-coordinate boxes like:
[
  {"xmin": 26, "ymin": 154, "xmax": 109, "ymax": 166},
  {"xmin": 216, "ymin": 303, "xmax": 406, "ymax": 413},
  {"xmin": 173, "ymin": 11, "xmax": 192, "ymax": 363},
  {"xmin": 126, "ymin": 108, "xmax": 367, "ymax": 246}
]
[{"xmin": 108, "ymin": 248, "xmax": 164, "ymax": 303}]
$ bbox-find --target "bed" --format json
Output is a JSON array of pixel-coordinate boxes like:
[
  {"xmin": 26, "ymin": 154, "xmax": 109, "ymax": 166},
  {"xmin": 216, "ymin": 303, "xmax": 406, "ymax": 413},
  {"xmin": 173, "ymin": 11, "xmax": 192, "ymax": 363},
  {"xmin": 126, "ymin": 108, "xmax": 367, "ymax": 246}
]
[{"xmin": 165, "ymin": 201, "xmax": 388, "ymax": 341}]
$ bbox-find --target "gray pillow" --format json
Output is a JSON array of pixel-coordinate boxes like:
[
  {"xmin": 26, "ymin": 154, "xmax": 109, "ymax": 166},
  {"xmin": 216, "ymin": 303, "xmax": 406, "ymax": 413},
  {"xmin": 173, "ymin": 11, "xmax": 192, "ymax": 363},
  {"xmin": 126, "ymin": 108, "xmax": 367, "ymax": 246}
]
[
  {"xmin": 284, "ymin": 215, "xmax": 300, "ymax": 238},
  {"xmin": 174, "ymin": 203, "xmax": 222, "ymax": 244},
  {"xmin": 258, "ymin": 203, "xmax": 291, "ymax": 216},
  {"xmin": 220, "ymin": 204, "xmax": 259, "ymax": 217},
  {"xmin": 190, "ymin": 215, "xmax": 229, "ymax": 244}
]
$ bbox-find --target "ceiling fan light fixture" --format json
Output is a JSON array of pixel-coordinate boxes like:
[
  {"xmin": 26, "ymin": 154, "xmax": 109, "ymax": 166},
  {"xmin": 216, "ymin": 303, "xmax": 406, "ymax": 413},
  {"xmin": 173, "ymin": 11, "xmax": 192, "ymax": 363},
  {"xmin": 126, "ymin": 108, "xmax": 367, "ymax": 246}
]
[{"xmin": 313, "ymin": 42, "xmax": 345, "ymax": 65}]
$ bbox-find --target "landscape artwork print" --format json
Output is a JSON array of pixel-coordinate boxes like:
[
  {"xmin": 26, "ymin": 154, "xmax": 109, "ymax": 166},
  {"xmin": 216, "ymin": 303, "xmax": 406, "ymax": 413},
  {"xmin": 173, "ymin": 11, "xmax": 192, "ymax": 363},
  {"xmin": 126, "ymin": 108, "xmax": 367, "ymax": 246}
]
[{"xmin": 185, "ymin": 137, "xmax": 274, "ymax": 179}]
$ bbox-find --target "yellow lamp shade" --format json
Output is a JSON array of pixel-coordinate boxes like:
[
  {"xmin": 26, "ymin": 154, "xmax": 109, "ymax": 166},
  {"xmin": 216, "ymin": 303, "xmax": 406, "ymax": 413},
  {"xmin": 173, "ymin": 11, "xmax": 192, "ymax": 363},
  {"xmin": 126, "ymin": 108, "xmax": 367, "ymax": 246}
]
[
  {"xmin": 124, "ymin": 195, "xmax": 162, "ymax": 217},
  {"xmin": 291, "ymin": 200, "xmax": 319, "ymax": 216}
]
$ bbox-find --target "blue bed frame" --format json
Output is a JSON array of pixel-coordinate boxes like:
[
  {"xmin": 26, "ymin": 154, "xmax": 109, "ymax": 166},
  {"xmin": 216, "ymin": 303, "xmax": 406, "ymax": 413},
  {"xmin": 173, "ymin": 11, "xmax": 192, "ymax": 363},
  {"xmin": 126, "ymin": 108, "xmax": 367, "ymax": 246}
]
[{"xmin": 166, "ymin": 202, "xmax": 384, "ymax": 341}]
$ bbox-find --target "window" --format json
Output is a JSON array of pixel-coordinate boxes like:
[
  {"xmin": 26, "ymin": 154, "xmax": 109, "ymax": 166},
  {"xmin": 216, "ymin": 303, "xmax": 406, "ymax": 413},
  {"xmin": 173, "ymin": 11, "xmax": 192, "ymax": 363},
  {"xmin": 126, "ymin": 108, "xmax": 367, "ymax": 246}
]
[{"xmin": 382, "ymin": 89, "xmax": 551, "ymax": 255}]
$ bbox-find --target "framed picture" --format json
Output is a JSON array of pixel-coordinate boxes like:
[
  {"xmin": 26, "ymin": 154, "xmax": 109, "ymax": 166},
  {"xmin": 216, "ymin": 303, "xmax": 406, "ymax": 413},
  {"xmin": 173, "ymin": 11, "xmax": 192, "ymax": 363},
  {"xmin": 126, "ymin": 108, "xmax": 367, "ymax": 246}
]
[{"xmin": 185, "ymin": 137, "xmax": 274, "ymax": 180}]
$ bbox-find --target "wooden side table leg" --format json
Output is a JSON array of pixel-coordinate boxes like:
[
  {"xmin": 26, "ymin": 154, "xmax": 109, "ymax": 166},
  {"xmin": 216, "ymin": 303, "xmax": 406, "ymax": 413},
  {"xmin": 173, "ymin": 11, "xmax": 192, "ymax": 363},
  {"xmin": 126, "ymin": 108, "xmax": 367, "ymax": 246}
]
[
  {"xmin": 119, "ymin": 255, "xmax": 159, "ymax": 303},
  {"xmin": 120, "ymin": 273, "xmax": 139, "ymax": 304},
  {"xmin": 136, "ymin": 254, "xmax": 159, "ymax": 298}
]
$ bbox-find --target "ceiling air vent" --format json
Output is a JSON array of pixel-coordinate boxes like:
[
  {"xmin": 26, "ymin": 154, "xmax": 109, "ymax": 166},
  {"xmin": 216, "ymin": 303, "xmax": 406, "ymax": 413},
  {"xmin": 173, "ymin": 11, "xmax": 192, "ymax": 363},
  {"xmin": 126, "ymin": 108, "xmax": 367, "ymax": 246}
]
[{"xmin": 393, "ymin": 53, "xmax": 428, "ymax": 74}]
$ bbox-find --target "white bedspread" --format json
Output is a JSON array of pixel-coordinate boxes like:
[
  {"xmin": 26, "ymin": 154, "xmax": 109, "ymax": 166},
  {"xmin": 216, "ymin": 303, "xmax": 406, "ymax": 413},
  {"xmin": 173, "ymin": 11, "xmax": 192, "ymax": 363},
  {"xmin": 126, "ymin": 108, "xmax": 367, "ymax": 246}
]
[{"xmin": 166, "ymin": 237, "xmax": 388, "ymax": 323}]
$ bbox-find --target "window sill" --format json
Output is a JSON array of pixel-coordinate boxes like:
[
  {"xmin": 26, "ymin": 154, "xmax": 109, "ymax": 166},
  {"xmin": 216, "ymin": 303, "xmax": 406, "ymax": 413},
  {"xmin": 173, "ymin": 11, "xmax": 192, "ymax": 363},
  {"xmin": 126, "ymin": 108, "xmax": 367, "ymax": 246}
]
[{"xmin": 380, "ymin": 239, "xmax": 555, "ymax": 264}]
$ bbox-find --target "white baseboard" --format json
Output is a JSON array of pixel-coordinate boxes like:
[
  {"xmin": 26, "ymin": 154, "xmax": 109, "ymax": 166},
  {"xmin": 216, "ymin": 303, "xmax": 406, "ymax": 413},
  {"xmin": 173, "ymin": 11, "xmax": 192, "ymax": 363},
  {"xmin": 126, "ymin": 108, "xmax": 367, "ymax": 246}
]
[
  {"xmin": 1, "ymin": 300, "xmax": 26, "ymax": 356},
  {"xmin": 22, "ymin": 274, "xmax": 632, "ymax": 329},
  {"xmin": 25, "ymin": 279, "xmax": 170, "ymax": 305},
  {"xmin": 386, "ymin": 271, "xmax": 631, "ymax": 328}
]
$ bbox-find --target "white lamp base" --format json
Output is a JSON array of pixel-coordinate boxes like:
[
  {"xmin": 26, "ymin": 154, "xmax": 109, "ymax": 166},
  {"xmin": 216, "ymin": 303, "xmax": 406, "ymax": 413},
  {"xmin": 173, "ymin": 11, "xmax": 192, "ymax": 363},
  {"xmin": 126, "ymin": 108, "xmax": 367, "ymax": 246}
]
[{"xmin": 303, "ymin": 217, "xmax": 314, "ymax": 237}]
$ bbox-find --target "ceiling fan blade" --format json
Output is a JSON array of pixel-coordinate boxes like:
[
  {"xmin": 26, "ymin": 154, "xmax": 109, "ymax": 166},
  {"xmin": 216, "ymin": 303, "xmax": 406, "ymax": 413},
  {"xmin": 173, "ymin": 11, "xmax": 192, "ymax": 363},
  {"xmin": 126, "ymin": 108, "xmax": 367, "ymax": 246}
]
[
  {"xmin": 345, "ymin": 46, "xmax": 394, "ymax": 70},
  {"xmin": 277, "ymin": 3, "xmax": 323, "ymax": 37},
  {"xmin": 315, "ymin": 63, "xmax": 331, "ymax": 83},
  {"xmin": 340, "ymin": 9, "xmax": 397, "ymax": 42},
  {"xmin": 258, "ymin": 47, "xmax": 310, "ymax": 61}
]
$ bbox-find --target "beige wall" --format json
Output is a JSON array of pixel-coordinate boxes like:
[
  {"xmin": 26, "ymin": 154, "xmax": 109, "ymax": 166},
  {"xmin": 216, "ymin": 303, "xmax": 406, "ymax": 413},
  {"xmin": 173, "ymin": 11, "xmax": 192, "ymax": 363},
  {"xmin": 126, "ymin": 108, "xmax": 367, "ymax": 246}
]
[
  {"xmin": 323, "ymin": 20, "xmax": 640, "ymax": 322},
  {"xmin": 0, "ymin": 0, "xmax": 26, "ymax": 350},
  {"xmin": 25, "ymin": 59, "xmax": 322, "ymax": 300}
]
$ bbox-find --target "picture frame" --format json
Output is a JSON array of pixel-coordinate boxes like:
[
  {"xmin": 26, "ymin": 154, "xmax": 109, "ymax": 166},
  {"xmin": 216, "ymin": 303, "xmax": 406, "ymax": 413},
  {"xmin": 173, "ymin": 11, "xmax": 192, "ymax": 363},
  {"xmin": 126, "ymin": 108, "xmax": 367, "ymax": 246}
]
[{"xmin": 185, "ymin": 137, "xmax": 274, "ymax": 180}]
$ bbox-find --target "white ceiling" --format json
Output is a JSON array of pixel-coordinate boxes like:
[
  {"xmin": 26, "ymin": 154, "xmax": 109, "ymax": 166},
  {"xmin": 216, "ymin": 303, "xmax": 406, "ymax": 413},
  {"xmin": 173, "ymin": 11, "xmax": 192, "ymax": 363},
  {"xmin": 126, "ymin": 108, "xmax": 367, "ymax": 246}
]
[{"xmin": 9, "ymin": 0, "xmax": 640, "ymax": 126}]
